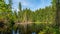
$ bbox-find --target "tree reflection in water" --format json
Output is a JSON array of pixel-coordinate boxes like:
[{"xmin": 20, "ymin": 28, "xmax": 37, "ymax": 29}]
[{"xmin": 32, "ymin": 32, "xmax": 36, "ymax": 34}]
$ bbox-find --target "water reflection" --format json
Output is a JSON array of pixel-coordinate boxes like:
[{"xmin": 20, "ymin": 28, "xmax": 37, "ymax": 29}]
[
  {"xmin": 12, "ymin": 29, "xmax": 36, "ymax": 34},
  {"xmin": 12, "ymin": 30, "xmax": 15, "ymax": 34},
  {"xmin": 16, "ymin": 29, "xmax": 19, "ymax": 34},
  {"xmin": 12, "ymin": 29, "xmax": 19, "ymax": 34},
  {"xmin": 32, "ymin": 32, "xmax": 36, "ymax": 34}
]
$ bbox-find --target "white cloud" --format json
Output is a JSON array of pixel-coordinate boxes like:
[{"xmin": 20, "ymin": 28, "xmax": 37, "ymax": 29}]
[
  {"xmin": 21, "ymin": 1, "xmax": 29, "ymax": 6},
  {"xmin": 19, "ymin": 0, "xmax": 28, "ymax": 6},
  {"xmin": 19, "ymin": 0, "xmax": 34, "ymax": 7}
]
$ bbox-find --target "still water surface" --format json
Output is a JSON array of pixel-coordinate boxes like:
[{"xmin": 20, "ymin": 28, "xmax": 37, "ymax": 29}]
[{"xmin": 12, "ymin": 29, "xmax": 36, "ymax": 34}]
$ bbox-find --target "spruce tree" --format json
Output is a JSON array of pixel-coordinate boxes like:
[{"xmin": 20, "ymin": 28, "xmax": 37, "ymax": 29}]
[{"xmin": 19, "ymin": 2, "xmax": 22, "ymax": 11}]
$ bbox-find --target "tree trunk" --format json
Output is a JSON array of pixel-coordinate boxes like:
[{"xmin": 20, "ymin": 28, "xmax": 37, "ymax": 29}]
[{"xmin": 56, "ymin": 0, "xmax": 60, "ymax": 34}]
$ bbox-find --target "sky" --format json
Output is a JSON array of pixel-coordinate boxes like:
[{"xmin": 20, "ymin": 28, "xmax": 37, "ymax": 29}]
[{"xmin": 5, "ymin": 0, "xmax": 52, "ymax": 11}]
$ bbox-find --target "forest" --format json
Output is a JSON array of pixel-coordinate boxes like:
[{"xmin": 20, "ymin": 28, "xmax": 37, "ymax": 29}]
[{"xmin": 0, "ymin": 0, "xmax": 60, "ymax": 34}]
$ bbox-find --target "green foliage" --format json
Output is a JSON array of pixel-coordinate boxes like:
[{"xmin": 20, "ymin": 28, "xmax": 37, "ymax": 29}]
[{"xmin": 0, "ymin": 0, "xmax": 60, "ymax": 34}]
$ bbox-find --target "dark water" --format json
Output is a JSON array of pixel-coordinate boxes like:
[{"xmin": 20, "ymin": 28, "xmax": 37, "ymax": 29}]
[{"xmin": 12, "ymin": 29, "xmax": 36, "ymax": 34}]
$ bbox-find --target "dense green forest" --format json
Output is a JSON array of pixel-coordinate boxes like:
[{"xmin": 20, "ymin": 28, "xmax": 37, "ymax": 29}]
[{"xmin": 0, "ymin": 0, "xmax": 60, "ymax": 34}]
